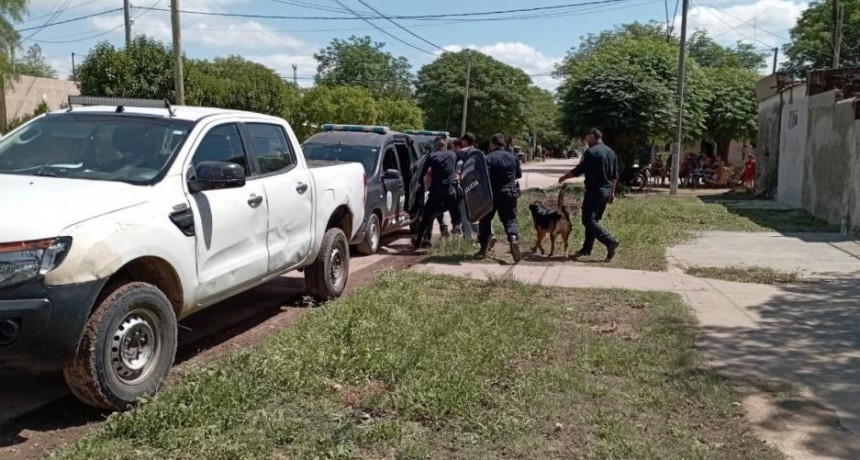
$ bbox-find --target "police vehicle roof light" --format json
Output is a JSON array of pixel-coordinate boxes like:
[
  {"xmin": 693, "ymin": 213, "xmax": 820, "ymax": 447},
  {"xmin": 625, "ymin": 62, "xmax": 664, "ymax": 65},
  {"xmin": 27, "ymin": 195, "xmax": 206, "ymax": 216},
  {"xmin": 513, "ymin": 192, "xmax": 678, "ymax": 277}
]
[
  {"xmin": 322, "ymin": 124, "xmax": 390, "ymax": 134},
  {"xmin": 404, "ymin": 129, "xmax": 450, "ymax": 137}
]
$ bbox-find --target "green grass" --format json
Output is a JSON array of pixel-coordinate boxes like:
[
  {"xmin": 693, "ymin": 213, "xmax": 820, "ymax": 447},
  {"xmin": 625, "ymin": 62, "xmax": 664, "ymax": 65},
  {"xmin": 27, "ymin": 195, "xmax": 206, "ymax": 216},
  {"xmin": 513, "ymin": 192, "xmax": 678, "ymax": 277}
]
[
  {"xmin": 56, "ymin": 272, "xmax": 782, "ymax": 460},
  {"xmin": 685, "ymin": 266, "xmax": 803, "ymax": 285},
  {"xmin": 429, "ymin": 187, "xmax": 835, "ymax": 271}
]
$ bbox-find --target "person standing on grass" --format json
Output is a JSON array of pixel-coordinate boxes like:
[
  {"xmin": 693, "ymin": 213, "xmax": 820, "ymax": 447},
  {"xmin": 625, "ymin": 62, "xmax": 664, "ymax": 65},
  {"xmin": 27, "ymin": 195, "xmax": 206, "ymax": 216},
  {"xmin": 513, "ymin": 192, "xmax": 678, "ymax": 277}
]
[
  {"xmin": 477, "ymin": 133, "xmax": 522, "ymax": 262},
  {"xmin": 413, "ymin": 136, "xmax": 463, "ymax": 249},
  {"xmin": 557, "ymin": 128, "xmax": 620, "ymax": 262}
]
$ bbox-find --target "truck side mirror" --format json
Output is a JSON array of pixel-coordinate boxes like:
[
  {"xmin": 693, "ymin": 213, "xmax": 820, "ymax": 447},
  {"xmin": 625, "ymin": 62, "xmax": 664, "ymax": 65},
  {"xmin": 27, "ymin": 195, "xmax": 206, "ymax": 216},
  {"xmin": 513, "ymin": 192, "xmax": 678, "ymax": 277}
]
[{"xmin": 188, "ymin": 161, "xmax": 246, "ymax": 193}]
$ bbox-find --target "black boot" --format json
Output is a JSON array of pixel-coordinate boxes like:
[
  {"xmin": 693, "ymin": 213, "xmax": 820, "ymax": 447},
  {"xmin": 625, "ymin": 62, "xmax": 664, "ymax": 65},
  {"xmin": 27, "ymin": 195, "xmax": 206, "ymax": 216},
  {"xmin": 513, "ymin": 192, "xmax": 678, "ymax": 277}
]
[
  {"xmin": 475, "ymin": 240, "xmax": 489, "ymax": 259},
  {"xmin": 509, "ymin": 235, "xmax": 522, "ymax": 263}
]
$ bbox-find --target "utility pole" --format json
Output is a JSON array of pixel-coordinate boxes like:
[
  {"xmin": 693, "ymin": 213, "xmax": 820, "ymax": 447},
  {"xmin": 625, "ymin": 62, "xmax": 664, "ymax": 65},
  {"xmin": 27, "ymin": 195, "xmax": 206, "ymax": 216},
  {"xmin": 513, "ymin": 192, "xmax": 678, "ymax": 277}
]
[
  {"xmin": 171, "ymin": 0, "xmax": 185, "ymax": 104},
  {"xmin": 832, "ymin": 0, "xmax": 843, "ymax": 69},
  {"xmin": 292, "ymin": 64, "xmax": 297, "ymax": 85},
  {"xmin": 124, "ymin": 0, "xmax": 132, "ymax": 47},
  {"xmin": 669, "ymin": 0, "xmax": 689, "ymax": 195},
  {"xmin": 772, "ymin": 47, "xmax": 778, "ymax": 74},
  {"xmin": 71, "ymin": 52, "xmax": 77, "ymax": 81},
  {"xmin": 460, "ymin": 59, "xmax": 471, "ymax": 137}
]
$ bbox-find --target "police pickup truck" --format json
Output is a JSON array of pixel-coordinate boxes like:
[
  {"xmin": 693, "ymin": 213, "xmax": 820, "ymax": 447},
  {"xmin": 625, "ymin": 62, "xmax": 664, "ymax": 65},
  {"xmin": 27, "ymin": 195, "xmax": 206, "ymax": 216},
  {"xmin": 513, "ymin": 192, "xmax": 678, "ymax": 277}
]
[
  {"xmin": 302, "ymin": 124, "xmax": 421, "ymax": 254},
  {"xmin": 0, "ymin": 97, "xmax": 366, "ymax": 409}
]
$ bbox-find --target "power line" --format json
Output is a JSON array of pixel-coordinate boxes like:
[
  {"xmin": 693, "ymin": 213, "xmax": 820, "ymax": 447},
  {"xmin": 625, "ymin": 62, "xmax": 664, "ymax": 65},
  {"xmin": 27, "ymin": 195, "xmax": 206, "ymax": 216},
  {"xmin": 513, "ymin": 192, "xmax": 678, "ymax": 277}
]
[
  {"xmin": 351, "ymin": 0, "xmax": 444, "ymax": 51},
  {"xmin": 141, "ymin": 0, "xmax": 636, "ymax": 22},
  {"xmin": 31, "ymin": 0, "xmax": 161, "ymax": 45},
  {"xmin": 329, "ymin": 0, "xmax": 434, "ymax": 55},
  {"xmin": 19, "ymin": 0, "xmax": 74, "ymax": 42},
  {"xmin": 19, "ymin": 0, "xmax": 104, "ymax": 24},
  {"xmin": 17, "ymin": 8, "xmax": 123, "ymax": 33},
  {"xmin": 695, "ymin": 0, "xmax": 789, "ymax": 41}
]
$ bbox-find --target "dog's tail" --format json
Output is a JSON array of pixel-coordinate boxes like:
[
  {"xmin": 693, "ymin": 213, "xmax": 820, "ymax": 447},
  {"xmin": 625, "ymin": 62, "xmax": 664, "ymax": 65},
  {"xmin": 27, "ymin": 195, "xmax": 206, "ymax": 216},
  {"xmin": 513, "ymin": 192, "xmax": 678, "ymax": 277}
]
[{"xmin": 558, "ymin": 184, "xmax": 570, "ymax": 220}]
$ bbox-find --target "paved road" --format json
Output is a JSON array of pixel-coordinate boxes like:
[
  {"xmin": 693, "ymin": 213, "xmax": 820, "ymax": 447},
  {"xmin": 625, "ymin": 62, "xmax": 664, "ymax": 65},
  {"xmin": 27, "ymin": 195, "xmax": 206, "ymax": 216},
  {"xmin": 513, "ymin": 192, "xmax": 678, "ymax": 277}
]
[{"xmin": 520, "ymin": 157, "xmax": 582, "ymax": 190}]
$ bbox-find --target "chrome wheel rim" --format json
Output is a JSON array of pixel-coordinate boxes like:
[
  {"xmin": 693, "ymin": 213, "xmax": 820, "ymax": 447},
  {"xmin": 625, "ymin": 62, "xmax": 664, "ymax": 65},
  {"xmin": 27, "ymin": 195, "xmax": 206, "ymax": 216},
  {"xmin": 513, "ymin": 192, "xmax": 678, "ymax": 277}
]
[{"xmin": 109, "ymin": 309, "xmax": 161, "ymax": 385}]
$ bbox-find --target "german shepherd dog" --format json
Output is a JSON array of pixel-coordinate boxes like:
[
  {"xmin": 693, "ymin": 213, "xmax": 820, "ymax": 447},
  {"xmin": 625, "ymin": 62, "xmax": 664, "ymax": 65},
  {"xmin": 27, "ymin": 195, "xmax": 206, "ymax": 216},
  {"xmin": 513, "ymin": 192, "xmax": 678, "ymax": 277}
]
[{"xmin": 528, "ymin": 186, "xmax": 573, "ymax": 258}]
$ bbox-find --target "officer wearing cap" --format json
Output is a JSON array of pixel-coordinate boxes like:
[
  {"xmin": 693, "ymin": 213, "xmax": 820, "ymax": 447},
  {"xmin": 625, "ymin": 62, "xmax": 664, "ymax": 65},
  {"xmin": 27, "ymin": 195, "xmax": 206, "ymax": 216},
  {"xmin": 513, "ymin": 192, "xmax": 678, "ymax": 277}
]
[
  {"xmin": 477, "ymin": 133, "xmax": 522, "ymax": 262},
  {"xmin": 558, "ymin": 128, "xmax": 620, "ymax": 262},
  {"xmin": 413, "ymin": 136, "xmax": 463, "ymax": 249}
]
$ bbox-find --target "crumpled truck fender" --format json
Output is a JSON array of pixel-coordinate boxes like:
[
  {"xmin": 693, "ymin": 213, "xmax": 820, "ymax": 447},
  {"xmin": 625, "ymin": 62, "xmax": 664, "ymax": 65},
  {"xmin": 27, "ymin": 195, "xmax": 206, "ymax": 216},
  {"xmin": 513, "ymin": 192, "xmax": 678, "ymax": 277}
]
[{"xmin": 45, "ymin": 203, "xmax": 198, "ymax": 315}]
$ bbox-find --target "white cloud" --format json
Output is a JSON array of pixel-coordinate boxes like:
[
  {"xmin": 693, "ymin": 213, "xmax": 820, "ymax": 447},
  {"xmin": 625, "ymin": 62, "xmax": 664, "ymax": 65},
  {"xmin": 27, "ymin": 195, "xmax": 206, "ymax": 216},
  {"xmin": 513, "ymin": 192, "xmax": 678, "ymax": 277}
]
[
  {"xmin": 443, "ymin": 42, "xmax": 562, "ymax": 91},
  {"xmin": 80, "ymin": 0, "xmax": 309, "ymax": 53},
  {"xmin": 245, "ymin": 53, "xmax": 318, "ymax": 87},
  {"xmin": 680, "ymin": 0, "xmax": 806, "ymax": 49}
]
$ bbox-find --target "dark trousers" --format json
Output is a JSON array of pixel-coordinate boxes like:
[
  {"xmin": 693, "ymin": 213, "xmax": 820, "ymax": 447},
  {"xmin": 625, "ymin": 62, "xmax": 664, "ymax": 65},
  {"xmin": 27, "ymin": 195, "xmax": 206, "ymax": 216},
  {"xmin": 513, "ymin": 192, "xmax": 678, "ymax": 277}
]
[
  {"xmin": 479, "ymin": 190, "xmax": 519, "ymax": 248},
  {"xmin": 581, "ymin": 188, "xmax": 616, "ymax": 254},
  {"xmin": 416, "ymin": 187, "xmax": 462, "ymax": 242}
]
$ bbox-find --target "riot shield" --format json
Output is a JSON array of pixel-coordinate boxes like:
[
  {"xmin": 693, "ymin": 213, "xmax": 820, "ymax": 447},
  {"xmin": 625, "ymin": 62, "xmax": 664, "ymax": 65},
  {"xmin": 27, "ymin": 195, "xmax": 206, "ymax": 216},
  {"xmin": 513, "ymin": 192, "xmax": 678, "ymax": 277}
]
[
  {"xmin": 408, "ymin": 154, "xmax": 427, "ymax": 217},
  {"xmin": 460, "ymin": 150, "xmax": 494, "ymax": 222}
]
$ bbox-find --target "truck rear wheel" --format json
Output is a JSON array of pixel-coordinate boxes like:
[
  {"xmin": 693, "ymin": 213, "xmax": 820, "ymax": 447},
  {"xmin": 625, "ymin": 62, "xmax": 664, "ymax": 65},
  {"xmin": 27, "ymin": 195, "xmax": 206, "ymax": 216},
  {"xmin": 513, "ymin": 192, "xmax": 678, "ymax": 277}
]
[
  {"xmin": 306, "ymin": 228, "xmax": 350, "ymax": 301},
  {"xmin": 63, "ymin": 282, "xmax": 177, "ymax": 410},
  {"xmin": 356, "ymin": 213, "xmax": 381, "ymax": 255}
]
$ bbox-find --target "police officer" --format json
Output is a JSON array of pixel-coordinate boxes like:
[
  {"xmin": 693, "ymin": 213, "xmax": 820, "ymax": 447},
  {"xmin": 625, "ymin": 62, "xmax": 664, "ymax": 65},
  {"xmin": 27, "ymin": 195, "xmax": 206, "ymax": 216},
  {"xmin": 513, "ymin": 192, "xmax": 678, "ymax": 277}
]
[
  {"xmin": 477, "ymin": 133, "xmax": 522, "ymax": 262},
  {"xmin": 558, "ymin": 128, "xmax": 620, "ymax": 262},
  {"xmin": 413, "ymin": 136, "xmax": 463, "ymax": 249}
]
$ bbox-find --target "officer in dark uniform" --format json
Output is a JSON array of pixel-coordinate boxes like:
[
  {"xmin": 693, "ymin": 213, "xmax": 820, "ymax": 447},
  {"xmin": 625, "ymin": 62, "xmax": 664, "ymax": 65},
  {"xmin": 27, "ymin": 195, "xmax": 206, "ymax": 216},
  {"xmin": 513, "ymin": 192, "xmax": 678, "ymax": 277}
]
[
  {"xmin": 477, "ymin": 133, "xmax": 522, "ymax": 262},
  {"xmin": 413, "ymin": 136, "xmax": 463, "ymax": 249},
  {"xmin": 558, "ymin": 128, "xmax": 620, "ymax": 261}
]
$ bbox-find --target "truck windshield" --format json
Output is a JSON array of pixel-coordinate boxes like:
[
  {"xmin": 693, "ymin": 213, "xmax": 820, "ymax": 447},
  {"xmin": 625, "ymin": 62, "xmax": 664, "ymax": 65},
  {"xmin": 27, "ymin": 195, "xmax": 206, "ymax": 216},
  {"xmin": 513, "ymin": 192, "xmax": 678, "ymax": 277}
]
[
  {"xmin": 0, "ymin": 113, "xmax": 193, "ymax": 184},
  {"xmin": 302, "ymin": 143, "xmax": 379, "ymax": 175}
]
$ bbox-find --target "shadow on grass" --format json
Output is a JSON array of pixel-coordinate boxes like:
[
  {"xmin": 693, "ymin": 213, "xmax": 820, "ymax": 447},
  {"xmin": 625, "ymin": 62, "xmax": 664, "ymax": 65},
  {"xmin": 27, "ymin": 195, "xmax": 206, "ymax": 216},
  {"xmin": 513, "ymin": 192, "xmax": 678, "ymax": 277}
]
[{"xmin": 698, "ymin": 194, "xmax": 837, "ymax": 233}]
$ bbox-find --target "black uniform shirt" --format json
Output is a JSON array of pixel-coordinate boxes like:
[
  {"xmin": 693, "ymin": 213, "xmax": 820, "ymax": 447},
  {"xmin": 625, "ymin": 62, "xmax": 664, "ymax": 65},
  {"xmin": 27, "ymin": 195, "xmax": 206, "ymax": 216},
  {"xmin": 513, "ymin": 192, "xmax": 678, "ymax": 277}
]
[
  {"xmin": 421, "ymin": 149, "xmax": 459, "ymax": 190},
  {"xmin": 486, "ymin": 149, "xmax": 522, "ymax": 192},
  {"xmin": 570, "ymin": 142, "xmax": 619, "ymax": 191}
]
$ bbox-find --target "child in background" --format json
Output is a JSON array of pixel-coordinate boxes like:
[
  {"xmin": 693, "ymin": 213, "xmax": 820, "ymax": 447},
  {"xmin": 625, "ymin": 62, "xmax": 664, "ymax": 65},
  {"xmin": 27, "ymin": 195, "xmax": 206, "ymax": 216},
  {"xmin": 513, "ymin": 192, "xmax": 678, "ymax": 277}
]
[{"xmin": 743, "ymin": 153, "xmax": 757, "ymax": 190}]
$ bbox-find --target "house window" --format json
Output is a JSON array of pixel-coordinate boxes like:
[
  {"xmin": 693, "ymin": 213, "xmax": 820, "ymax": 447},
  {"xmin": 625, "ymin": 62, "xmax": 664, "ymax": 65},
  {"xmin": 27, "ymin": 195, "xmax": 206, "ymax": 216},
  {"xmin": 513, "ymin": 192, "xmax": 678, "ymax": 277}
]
[{"xmin": 788, "ymin": 111, "xmax": 799, "ymax": 129}]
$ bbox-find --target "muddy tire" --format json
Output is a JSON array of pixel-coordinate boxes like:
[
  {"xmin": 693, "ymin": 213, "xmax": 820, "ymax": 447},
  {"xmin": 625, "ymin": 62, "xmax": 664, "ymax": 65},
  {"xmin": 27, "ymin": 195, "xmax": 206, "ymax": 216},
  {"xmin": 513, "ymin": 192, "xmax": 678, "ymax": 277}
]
[
  {"xmin": 63, "ymin": 282, "xmax": 177, "ymax": 410},
  {"xmin": 356, "ymin": 213, "xmax": 381, "ymax": 255},
  {"xmin": 305, "ymin": 228, "xmax": 350, "ymax": 301}
]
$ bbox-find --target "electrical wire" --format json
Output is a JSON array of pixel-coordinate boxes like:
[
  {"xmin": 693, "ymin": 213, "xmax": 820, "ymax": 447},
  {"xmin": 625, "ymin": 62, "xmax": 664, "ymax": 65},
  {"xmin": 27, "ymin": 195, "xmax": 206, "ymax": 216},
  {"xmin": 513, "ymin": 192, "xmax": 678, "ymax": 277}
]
[
  {"xmin": 350, "ymin": 0, "xmax": 444, "ymax": 51},
  {"xmin": 329, "ymin": 0, "xmax": 434, "ymax": 55},
  {"xmin": 17, "ymin": 7, "xmax": 123, "ymax": 33}
]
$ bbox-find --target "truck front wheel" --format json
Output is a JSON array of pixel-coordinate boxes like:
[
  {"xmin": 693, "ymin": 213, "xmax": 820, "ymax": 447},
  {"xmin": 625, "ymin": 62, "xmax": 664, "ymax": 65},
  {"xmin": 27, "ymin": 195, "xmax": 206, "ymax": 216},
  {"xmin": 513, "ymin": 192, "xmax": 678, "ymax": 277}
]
[
  {"xmin": 306, "ymin": 228, "xmax": 350, "ymax": 301},
  {"xmin": 63, "ymin": 282, "xmax": 178, "ymax": 410}
]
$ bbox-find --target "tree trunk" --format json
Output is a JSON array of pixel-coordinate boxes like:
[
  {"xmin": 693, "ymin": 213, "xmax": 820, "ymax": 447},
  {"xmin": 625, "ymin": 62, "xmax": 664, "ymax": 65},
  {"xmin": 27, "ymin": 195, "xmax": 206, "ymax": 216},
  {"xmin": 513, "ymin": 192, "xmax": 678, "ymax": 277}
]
[{"xmin": 716, "ymin": 138, "xmax": 731, "ymax": 163}]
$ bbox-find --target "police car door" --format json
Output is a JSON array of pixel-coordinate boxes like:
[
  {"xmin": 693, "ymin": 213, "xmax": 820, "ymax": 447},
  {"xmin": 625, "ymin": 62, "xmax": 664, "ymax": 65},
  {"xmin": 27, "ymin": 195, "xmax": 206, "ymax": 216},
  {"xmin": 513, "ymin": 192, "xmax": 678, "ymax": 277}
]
[{"xmin": 380, "ymin": 146, "xmax": 406, "ymax": 229}]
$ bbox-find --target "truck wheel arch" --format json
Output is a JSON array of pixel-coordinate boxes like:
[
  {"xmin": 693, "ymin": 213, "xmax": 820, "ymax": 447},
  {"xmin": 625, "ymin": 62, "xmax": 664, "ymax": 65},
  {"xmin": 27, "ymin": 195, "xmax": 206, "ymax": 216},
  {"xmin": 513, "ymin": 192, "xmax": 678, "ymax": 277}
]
[
  {"xmin": 326, "ymin": 205, "xmax": 354, "ymax": 239},
  {"xmin": 98, "ymin": 257, "xmax": 184, "ymax": 317}
]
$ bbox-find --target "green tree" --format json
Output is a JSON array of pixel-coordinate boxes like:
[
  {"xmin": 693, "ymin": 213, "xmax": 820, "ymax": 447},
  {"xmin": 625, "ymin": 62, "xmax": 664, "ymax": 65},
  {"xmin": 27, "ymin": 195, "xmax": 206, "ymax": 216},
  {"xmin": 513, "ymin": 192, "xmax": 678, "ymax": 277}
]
[
  {"xmin": 0, "ymin": 0, "xmax": 25, "ymax": 72},
  {"xmin": 297, "ymin": 85, "xmax": 380, "ymax": 140},
  {"xmin": 187, "ymin": 56, "xmax": 288, "ymax": 115},
  {"xmin": 524, "ymin": 86, "xmax": 564, "ymax": 150},
  {"xmin": 702, "ymin": 67, "xmax": 759, "ymax": 160},
  {"xmin": 15, "ymin": 44, "xmax": 56, "ymax": 78},
  {"xmin": 688, "ymin": 31, "xmax": 766, "ymax": 70},
  {"xmin": 315, "ymin": 35, "xmax": 413, "ymax": 100},
  {"xmin": 377, "ymin": 98, "xmax": 423, "ymax": 132},
  {"xmin": 558, "ymin": 36, "xmax": 709, "ymax": 164},
  {"xmin": 416, "ymin": 49, "xmax": 531, "ymax": 139},
  {"xmin": 556, "ymin": 21, "xmax": 668, "ymax": 76},
  {"xmin": 782, "ymin": 0, "xmax": 860, "ymax": 77},
  {"xmin": 78, "ymin": 36, "xmax": 180, "ymax": 101}
]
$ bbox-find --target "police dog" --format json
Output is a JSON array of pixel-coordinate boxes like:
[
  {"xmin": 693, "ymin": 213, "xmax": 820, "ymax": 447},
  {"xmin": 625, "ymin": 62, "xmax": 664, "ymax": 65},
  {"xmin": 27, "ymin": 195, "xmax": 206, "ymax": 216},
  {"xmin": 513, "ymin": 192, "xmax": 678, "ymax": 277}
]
[{"xmin": 528, "ymin": 186, "xmax": 573, "ymax": 258}]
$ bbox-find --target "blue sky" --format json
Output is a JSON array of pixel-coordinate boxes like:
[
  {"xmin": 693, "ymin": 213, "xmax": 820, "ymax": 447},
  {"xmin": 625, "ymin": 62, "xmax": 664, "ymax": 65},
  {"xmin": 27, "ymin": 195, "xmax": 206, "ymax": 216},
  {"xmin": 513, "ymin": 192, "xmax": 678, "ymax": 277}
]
[{"xmin": 20, "ymin": 0, "xmax": 809, "ymax": 90}]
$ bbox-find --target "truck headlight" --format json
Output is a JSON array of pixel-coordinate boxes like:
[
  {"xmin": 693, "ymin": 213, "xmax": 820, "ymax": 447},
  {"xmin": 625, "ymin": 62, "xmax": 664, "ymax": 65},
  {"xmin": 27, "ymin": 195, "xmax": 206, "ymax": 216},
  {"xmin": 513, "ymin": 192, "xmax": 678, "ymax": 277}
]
[{"xmin": 0, "ymin": 237, "xmax": 72, "ymax": 289}]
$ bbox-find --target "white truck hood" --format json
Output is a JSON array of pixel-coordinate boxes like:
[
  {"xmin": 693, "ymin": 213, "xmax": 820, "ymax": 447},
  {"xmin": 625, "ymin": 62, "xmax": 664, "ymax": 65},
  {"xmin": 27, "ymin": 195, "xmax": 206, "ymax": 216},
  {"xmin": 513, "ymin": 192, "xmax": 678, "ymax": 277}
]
[{"xmin": 0, "ymin": 175, "xmax": 148, "ymax": 242}]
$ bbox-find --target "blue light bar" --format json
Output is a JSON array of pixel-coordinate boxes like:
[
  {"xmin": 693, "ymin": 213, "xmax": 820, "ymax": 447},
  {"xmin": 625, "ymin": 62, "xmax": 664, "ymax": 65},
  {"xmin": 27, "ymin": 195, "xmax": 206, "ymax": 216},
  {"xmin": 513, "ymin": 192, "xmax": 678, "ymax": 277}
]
[
  {"xmin": 322, "ymin": 124, "xmax": 390, "ymax": 134},
  {"xmin": 404, "ymin": 129, "xmax": 450, "ymax": 137}
]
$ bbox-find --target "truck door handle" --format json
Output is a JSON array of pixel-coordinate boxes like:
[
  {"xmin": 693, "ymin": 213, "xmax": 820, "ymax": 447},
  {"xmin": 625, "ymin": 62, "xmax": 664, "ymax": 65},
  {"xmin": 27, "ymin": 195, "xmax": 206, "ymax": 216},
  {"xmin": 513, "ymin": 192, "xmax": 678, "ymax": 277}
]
[
  {"xmin": 247, "ymin": 195, "xmax": 263, "ymax": 208},
  {"xmin": 296, "ymin": 182, "xmax": 308, "ymax": 194}
]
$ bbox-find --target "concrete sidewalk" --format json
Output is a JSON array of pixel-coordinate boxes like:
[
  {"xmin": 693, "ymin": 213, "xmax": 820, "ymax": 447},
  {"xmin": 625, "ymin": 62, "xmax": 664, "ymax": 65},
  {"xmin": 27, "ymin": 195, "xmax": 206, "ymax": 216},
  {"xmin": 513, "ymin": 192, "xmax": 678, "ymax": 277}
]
[{"xmin": 413, "ymin": 261, "xmax": 860, "ymax": 458}]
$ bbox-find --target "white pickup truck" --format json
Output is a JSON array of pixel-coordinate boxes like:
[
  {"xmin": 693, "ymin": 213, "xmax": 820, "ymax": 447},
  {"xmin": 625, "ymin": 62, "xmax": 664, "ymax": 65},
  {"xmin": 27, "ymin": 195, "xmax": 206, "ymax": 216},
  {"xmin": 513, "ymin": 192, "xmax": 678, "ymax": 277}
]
[{"xmin": 0, "ymin": 97, "xmax": 366, "ymax": 410}]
